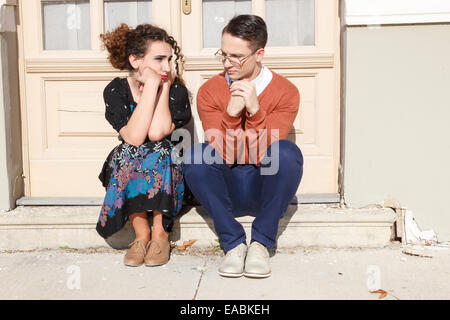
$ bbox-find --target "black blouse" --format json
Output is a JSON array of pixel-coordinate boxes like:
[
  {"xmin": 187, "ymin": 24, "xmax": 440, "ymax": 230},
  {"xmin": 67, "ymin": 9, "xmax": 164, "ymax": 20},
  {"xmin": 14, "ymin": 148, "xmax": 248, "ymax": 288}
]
[{"xmin": 103, "ymin": 77, "xmax": 191, "ymax": 141}]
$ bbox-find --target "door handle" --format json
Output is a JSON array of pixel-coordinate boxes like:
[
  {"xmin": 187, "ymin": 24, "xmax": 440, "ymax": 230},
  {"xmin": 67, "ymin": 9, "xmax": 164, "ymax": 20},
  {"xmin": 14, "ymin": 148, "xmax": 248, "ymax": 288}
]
[{"xmin": 182, "ymin": 0, "xmax": 191, "ymax": 15}]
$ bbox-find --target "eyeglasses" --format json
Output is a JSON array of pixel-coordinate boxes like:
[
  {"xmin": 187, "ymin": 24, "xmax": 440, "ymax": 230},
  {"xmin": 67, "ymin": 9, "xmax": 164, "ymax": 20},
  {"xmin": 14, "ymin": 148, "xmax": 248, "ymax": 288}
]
[{"xmin": 214, "ymin": 48, "xmax": 259, "ymax": 67}]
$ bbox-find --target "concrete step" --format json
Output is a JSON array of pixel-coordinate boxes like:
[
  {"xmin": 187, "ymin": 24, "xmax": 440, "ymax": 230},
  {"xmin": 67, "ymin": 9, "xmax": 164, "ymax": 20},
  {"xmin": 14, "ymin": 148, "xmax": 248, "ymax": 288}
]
[{"xmin": 0, "ymin": 204, "xmax": 397, "ymax": 250}]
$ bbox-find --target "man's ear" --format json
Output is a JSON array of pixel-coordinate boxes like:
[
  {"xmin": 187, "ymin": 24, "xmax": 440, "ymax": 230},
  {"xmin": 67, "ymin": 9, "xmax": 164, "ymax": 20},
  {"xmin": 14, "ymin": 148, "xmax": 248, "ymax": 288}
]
[
  {"xmin": 255, "ymin": 48, "xmax": 265, "ymax": 63},
  {"xmin": 129, "ymin": 54, "xmax": 141, "ymax": 70}
]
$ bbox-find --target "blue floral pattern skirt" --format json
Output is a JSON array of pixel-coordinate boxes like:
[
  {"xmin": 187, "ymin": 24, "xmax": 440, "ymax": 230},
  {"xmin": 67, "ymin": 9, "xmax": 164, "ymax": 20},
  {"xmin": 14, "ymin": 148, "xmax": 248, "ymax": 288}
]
[{"xmin": 96, "ymin": 139, "xmax": 184, "ymax": 239}]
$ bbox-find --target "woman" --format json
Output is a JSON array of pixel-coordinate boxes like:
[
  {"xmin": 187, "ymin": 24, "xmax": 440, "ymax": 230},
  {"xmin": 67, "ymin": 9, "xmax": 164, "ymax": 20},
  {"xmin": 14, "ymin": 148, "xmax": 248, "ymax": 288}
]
[{"xmin": 96, "ymin": 23, "xmax": 191, "ymax": 267}]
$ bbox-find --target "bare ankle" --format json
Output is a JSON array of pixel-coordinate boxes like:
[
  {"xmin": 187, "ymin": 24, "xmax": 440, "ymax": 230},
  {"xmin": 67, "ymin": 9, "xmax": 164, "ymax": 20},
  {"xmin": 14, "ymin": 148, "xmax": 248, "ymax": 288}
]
[
  {"xmin": 135, "ymin": 235, "xmax": 150, "ymax": 242},
  {"xmin": 151, "ymin": 230, "xmax": 169, "ymax": 240}
]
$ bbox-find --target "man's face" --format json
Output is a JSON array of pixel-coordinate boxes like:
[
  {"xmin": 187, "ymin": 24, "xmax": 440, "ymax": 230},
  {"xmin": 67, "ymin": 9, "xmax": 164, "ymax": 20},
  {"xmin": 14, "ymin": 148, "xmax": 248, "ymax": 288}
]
[{"xmin": 220, "ymin": 32, "xmax": 262, "ymax": 81}]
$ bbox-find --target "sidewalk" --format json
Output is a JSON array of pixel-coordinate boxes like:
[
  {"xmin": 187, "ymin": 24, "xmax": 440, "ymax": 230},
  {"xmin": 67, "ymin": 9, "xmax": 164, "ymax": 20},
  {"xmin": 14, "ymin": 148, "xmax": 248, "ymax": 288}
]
[{"xmin": 1, "ymin": 243, "xmax": 449, "ymax": 300}]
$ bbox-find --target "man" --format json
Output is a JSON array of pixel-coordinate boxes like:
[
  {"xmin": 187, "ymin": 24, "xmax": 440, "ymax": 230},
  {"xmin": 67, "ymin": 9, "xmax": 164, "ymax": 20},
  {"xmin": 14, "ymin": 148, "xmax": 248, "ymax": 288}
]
[{"xmin": 183, "ymin": 15, "xmax": 303, "ymax": 278}]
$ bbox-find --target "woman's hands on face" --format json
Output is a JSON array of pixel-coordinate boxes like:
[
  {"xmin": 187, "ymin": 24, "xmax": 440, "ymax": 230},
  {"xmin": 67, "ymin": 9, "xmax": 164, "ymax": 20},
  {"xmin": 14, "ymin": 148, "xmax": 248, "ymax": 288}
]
[
  {"xmin": 135, "ymin": 66, "xmax": 176, "ymax": 92},
  {"xmin": 136, "ymin": 66, "xmax": 162, "ymax": 91},
  {"xmin": 162, "ymin": 70, "xmax": 176, "ymax": 88}
]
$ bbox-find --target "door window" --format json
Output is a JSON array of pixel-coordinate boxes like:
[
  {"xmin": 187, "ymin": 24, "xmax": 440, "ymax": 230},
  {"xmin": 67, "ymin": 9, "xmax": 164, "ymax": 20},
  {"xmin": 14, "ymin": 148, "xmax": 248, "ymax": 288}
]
[
  {"xmin": 42, "ymin": 0, "xmax": 91, "ymax": 50},
  {"xmin": 202, "ymin": 0, "xmax": 252, "ymax": 48},
  {"xmin": 104, "ymin": 0, "xmax": 153, "ymax": 32}
]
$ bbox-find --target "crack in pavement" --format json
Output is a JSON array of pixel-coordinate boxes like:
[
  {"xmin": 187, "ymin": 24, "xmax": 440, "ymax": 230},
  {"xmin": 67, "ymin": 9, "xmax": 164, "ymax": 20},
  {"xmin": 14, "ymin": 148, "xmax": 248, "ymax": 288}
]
[{"xmin": 192, "ymin": 257, "xmax": 209, "ymax": 300}]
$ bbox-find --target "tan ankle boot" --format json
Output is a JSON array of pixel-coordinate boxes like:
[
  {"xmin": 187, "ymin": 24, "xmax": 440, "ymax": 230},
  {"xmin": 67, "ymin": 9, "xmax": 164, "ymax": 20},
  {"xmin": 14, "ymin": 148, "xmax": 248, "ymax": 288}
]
[
  {"xmin": 144, "ymin": 238, "xmax": 170, "ymax": 267},
  {"xmin": 124, "ymin": 239, "xmax": 149, "ymax": 267}
]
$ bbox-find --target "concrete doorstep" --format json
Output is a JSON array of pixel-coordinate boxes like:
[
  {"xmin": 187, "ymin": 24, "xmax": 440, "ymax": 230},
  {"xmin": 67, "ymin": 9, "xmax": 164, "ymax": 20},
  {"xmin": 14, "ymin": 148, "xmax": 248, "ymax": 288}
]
[
  {"xmin": 3, "ymin": 205, "xmax": 449, "ymax": 301},
  {"xmin": 0, "ymin": 204, "xmax": 397, "ymax": 250}
]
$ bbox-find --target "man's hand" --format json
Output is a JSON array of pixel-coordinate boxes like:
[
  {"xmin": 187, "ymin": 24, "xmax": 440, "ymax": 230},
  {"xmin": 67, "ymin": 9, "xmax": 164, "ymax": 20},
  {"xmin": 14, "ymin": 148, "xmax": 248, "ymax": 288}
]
[
  {"xmin": 226, "ymin": 95, "xmax": 245, "ymax": 117},
  {"xmin": 230, "ymin": 80, "xmax": 260, "ymax": 116}
]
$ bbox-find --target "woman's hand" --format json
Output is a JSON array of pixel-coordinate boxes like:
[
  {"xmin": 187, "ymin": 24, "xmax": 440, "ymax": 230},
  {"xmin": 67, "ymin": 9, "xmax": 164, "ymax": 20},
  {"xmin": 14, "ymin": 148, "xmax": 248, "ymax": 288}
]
[
  {"xmin": 162, "ymin": 70, "xmax": 177, "ymax": 89},
  {"xmin": 136, "ymin": 66, "xmax": 162, "ymax": 91}
]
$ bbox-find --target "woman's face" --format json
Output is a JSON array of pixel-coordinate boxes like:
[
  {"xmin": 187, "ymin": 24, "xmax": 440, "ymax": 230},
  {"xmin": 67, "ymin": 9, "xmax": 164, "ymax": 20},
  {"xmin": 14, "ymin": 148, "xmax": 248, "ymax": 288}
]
[{"xmin": 134, "ymin": 40, "xmax": 173, "ymax": 77}]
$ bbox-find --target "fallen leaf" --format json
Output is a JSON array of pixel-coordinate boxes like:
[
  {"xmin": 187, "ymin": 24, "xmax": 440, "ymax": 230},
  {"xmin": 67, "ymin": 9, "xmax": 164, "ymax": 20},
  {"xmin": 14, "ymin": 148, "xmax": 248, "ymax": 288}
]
[
  {"xmin": 175, "ymin": 239, "xmax": 197, "ymax": 251},
  {"xmin": 370, "ymin": 289, "xmax": 388, "ymax": 299}
]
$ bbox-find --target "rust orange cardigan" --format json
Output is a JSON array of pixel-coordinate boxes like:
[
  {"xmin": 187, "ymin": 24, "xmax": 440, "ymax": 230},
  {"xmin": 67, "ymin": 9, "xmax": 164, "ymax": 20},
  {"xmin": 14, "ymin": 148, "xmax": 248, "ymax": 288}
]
[{"xmin": 196, "ymin": 70, "xmax": 300, "ymax": 166}]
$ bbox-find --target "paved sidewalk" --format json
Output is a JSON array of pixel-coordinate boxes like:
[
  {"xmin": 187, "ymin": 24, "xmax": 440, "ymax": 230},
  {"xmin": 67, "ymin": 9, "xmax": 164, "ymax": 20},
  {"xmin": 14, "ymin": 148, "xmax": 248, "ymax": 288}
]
[{"xmin": 1, "ymin": 243, "xmax": 449, "ymax": 300}]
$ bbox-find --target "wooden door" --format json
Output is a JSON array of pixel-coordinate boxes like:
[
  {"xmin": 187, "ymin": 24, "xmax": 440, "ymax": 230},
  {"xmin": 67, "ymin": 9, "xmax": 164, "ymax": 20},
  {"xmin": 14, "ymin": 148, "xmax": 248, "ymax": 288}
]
[{"xmin": 17, "ymin": 0, "xmax": 340, "ymax": 198}]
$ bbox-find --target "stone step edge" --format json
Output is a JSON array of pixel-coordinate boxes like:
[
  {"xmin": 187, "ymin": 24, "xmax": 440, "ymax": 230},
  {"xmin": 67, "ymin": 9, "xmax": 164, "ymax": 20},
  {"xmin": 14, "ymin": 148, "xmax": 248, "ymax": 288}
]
[
  {"xmin": 0, "ymin": 205, "xmax": 397, "ymax": 228},
  {"xmin": 0, "ymin": 205, "xmax": 398, "ymax": 250}
]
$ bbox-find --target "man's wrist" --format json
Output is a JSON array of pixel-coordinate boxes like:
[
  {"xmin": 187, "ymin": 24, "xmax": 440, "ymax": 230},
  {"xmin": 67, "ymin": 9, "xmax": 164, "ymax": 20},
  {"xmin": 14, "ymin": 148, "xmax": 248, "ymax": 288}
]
[
  {"xmin": 226, "ymin": 109, "xmax": 241, "ymax": 117},
  {"xmin": 247, "ymin": 106, "xmax": 259, "ymax": 117}
]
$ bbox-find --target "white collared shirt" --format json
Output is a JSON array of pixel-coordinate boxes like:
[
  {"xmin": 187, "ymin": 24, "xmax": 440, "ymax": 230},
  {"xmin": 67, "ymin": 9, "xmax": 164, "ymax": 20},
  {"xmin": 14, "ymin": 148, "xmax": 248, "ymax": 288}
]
[{"xmin": 225, "ymin": 64, "xmax": 273, "ymax": 96}]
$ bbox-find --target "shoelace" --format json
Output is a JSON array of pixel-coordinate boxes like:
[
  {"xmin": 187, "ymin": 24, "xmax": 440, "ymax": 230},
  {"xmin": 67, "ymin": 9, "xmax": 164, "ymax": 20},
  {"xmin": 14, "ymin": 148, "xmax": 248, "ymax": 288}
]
[
  {"xmin": 147, "ymin": 240, "xmax": 162, "ymax": 255},
  {"xmin": 128, "ymin": 240, "xmax": 147, "ymax": 257}
]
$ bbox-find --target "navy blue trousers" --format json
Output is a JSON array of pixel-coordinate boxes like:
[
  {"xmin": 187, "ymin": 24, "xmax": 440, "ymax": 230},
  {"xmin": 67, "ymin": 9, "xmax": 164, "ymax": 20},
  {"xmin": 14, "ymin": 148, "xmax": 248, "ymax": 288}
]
[{"xmin": 182, "ymin": 139, "xmax": 303, "ymax": 252}]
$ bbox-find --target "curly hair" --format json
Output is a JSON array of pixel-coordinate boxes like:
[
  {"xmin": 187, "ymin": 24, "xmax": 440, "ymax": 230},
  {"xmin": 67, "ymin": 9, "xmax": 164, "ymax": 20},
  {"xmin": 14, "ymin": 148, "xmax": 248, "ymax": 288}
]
[{"xmin": 100, "ymin": 23, "xmax": 185, "ymax": 85}]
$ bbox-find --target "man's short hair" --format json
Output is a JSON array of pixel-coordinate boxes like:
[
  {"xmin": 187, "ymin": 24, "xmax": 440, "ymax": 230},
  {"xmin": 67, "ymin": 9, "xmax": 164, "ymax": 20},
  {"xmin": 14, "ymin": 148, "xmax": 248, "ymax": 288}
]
[{"xmin": 222, "ymin": 14, "xmax": 268, "ymax": 50}]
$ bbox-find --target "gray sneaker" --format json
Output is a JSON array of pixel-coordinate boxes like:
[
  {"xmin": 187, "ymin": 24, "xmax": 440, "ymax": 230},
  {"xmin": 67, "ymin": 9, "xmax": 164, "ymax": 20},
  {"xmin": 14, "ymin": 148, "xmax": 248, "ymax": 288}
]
[
  {"xmin": 218, "ymin": 242, "xmax": 247, "ymax": 278},
  {"xmin": 244, "ymin": 241, "xmax": 271, "ymax": 278}
]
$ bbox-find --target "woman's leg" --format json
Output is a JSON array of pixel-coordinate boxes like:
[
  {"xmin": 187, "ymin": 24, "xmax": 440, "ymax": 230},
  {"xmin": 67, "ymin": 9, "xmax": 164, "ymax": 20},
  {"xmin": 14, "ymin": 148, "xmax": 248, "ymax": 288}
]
[
  {"xmin": 144, "ymin": 210, "xmax": 170, "ymax": 266},
  {"xmin": 124, "ymin": 212, "xmax": 151, "ymax": 266},
  {"xmin": 129, "ymin": 212, "xmax": 151, "ymax": 241},
  {"xmin": 151, "ymin": 210, "xmax": 169, "ymax": 240}
]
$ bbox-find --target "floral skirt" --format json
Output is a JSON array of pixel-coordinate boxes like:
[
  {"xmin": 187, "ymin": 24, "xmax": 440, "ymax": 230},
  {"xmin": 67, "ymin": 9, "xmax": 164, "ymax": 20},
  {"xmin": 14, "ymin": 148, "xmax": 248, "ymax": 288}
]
[{"xmin": 96, "ymin": 139, "xmax": 184, "ymax": 239}]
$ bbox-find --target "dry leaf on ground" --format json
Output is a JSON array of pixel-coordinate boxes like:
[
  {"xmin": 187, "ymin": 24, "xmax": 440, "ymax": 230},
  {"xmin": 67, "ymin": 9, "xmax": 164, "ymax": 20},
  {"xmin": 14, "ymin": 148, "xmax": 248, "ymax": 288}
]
[
  {"xmin": 175, "ymin": 239, "xmax": 197, "ymax": 251},
  {"xmin": 370, "ymin": 289, "xmax": 388, "ymax": 299}
]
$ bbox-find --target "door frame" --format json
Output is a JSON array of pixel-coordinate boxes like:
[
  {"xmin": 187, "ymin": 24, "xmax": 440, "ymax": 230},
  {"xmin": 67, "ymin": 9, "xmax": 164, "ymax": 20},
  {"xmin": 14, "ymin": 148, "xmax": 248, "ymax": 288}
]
[{"xmin": 15, "ymin": 0, "xmax": 342, "ymax": 203}]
